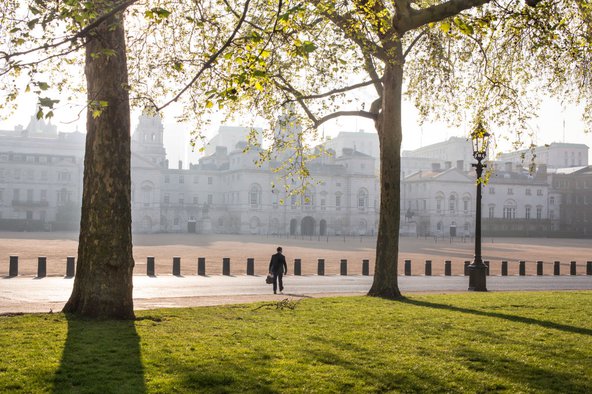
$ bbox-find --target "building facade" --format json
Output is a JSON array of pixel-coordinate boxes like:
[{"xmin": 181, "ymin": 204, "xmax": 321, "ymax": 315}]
[{"xmin": 0, "ymin": 114, "xmax": 379, "ymax": 236}]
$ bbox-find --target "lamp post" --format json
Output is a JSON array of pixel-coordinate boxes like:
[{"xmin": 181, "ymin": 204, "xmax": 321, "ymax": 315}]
[{"xmin": 468, "ymin": 123, "xmax": 490, "ymax": 292}]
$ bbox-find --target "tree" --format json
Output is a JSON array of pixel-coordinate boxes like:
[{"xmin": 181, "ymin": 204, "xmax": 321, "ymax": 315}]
[
  {"xmin": 0, "ymin": 0, "xmax": 252, "ymax": 318},
  {"xmin": 187, "ymin": 0, "xmax": 591, "ymax": 298}
]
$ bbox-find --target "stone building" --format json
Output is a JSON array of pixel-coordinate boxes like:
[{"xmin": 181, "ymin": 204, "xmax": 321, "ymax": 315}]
[{"xmin": 0, "ymin": 113, "xmax": 379, "ymax": 235}]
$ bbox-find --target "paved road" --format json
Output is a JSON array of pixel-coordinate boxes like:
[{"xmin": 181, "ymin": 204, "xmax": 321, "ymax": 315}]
[{"xmin": 1, "ymin": 274, "xmax": 591, "ymax": 313}]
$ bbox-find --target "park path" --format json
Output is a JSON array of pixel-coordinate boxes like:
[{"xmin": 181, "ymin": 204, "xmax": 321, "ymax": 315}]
[{"xmin": 1, "ymin": 274, "xmax": 591, "ymax": 314}]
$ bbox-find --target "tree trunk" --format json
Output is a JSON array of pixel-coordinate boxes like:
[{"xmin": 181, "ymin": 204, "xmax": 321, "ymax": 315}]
[
  {"xmin": 368, "ymin": 43, "xmax": 404, "ymax": 299},
  {"xmin": 63, "ymin": 3, "xmax": 135, "ymax": 319}
]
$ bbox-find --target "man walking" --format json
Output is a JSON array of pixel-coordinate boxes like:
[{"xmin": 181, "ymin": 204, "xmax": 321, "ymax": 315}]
[{"xmin": 268, "ymin": 246, "xmax": 288, "ymax": 294}]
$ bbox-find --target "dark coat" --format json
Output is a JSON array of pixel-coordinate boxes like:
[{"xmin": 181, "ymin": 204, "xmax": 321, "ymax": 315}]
[{"xmin": 269, "ymin": 252, "xmax": 287, "ymax": 275}]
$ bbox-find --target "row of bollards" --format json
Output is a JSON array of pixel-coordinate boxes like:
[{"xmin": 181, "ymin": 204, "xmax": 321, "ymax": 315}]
[
  {"xmin": 5, "ymin": 256, "xmax": 592, "ymax": 277},
  {"xmin": 144, "ymin": 256, "xmax": 371, "ymax": 277},
  {"xmin": 6, "ymin": 255, "xmax": 75, "ymax": 278}
]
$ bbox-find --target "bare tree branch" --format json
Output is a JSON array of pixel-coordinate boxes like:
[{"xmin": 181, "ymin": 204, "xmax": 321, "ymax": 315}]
[
  {"xmin": 280, "ymin": 78, "xmax": 382, "ymax": 104},
  {"xmin": 156, "ymin": 0, "xmax": 251, "ymax": 111},
  {"xmin": 401, "ymin": 0, "xmax": 491, "ymax": 32},
  {"xmin": 363, "ymin": 52, "xmax": 383, "ymax": 97},
  {"xmin": 315, "ymin": 110, "xmax": 377, "ymax": 126},
  {"xmin": 403, "ymin": 28, "xmax": 428, "ymax": 59},
  {"xmin": 1, "ymin": 0, "xmax": 138, "ymax": 63}
]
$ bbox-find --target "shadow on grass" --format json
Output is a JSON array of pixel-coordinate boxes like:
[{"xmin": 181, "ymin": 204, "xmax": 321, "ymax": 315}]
[
  {"xmin": 52, "ymin": 315, "xmax": 145, "ymax": 393},
  {"xmin": 401, "ymin": 298, "xmax": 592, "ymax": 336}
]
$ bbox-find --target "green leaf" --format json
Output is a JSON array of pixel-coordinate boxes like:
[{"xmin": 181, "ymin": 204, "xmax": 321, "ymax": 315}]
[
  {"xmin": 440, "ymin": 21, "xmax": 451, "ymax": 33},
  {"xmin": 205, "ymin": 100, "xmax": 214, "ymax": 109},
  {"xmin": 37, "ymin": 82, "xmax": 49, "ymax": 91}
]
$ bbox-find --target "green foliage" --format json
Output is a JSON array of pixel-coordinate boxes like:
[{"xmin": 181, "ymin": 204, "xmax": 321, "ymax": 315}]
[{"xmin": 0, "ymin": 292, "xmax": 591, "ymax": 392}]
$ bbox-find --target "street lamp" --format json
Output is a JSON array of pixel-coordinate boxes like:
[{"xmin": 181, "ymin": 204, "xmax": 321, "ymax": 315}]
[{"xmin": 468, "ymin": 123, "xmax": 490, "ymax": 291}]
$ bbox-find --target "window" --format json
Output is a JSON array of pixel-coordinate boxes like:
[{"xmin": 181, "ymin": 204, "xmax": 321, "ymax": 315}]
[
  {"xmin": 537, "ymin": 189, "xmax": 543, "ymax": 196},
  {"xmin": 449, "ymin": 194, "xmax": 456, "ymax": 214},
  {"xmin": 536, "ymin": 206, "xmax": 542, "ymax": 220},
  {"xmin": 58, "ymin": 172, "xmax": 71, "ymax": 182},
  {"xmin": 525, "ymin": 188, "xmax": 531, "ymax": 196},
  {"xmin": 40, "ymin": 171, "xmax": 48, "ymax": 181},
  {"xmin": 357, "ymin": 188, "xmax": 368, "ymax": 209},
  {"xmin": 208, "ymin": 177, "xmax": 213, "ymax": 185},
  {"xmin": 336, "ymin": 193, "xmax": 342, "ymax": 209},
  {"xmin": 207, "ymin": 194, "xmax": 213, "ymax": 204},
  {"xmin": 174, "ymin": 217, "xmax": 179, "ymax": 225},
  {"xmin": 291, "ymin": 195, "xmax": 297, "ymax": 209},
  {"xmin": 179, "ymin": 194, "xmax": 184, "ymax": 205},
  {"xmin": 463, "ymin": 199, "xmax": 469, "ymax": 213},
  {"xmin": 13, "ymin": 189, "xmax": 20, "ymax": 202},
  {"xmin": 193, "ymin": 176, "xmax": 199, "ymax": 184},
  {"xmin": 26, "ymin": 169, "xmax": 34, "ymax": 180},
  {"xmin": 164, "ymin": 194, "xmax": 170, "ymax": 204},
  {"xmin": 249, "ymin": 184, "xmax": 261, "ymax": 208},
  {"xmin": 525, "ymin": 206, "xmax": 531, "ymax": 219},
  {"xmin": 550, "ymin": 210, "xmax": 555, "ymax": 220},
  {"xmin": 179, "ymin": 175, "xmax": 184, "ymax": 184},
  {"xmin": 436, "ymin": 198, "xmax": 442, "ymax": 213},
  {"xmin": 507, "ymin": 188, "xmax": 513, "ymax": 195},
  {"xmin": 503, "ymin": 207, "xmax": 516, "ymax": 219},
  {"xmin": 164, "ymin": 175, "xmax": 170, "ymax": 183},
  {"xmin": 27, "ymin": 189, "xmax": 33, "ymax": 202},
  {"xmin": 550, "ymin": 196, "xmax": 555, "ymax": 205},
  {"xmin": 321, "ymin": 199, "xmax": 326, "ymax": 210},
  {"xmin": 488, "ymin": 187, "xmax": 495, "ymax": 195},
  {"xmin": 193, "ymin": 196, "xmax": 198, "ymax": 205}
]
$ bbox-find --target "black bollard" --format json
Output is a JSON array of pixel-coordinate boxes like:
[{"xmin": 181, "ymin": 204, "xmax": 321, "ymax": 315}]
[
  {"xmin": 554, "ymin": 261, "xmax": 560, "ymax": 276},
  {"xmin": 570, "ymin": 261, "xmax": 577, "ymax": 276},
  {"xmin": 9, "ymin": 255, "xmax": 18, "ymax": 277},
  {"xmin": 37, "ymin": 256, "xmax": 46, "ymax": 278},
  {"xmin": 425, "ymin": 260, "xmax": 432, "ymax": 276},
  {"xmin": 404, "ymin": 260, "xmax": 411, "ymax": 276},
  {"xmin": 147, "ymin": 256, "xmax": 155, "ymax": 276},
  {"xmin": 444, "ymin": 260, "xmax": 451, "ymax": 276},
  {"xmin": 464, "ymin": 261, "xmax": 470, "ymax": 276},
  {"xmin": 485, "ymin": 261, "xmax": 490, "ymax": 276},
  {"xmin": 173, "ymin": 256, "xmax": 181, "ymax": 276},
  {"xmin": 294, "ymin": 259, "xmax": 301, "ymax": 276},
  {"xmin": 362, "ymin": 259, "xmax": 369, "ymax": 276},
  {"xmin": 519, "ymin": 261, "xmax": 526, "ymax": 276},
  {"xmin": 223, "ymin": 257, "xmax": 230, "ymax": 276},
  {"xmin": 198, "ymin": 257, "xmax": 206, "ymax": 276},
  {"xmin": 501, "ymin": 261, "xmax": 508, "ymax": 276},
  {"xmin": 537, "ymin": 261, "xmax": 543, "ymax": 276},
  {"xmin": 340, "ymin": 259, "xmax": 347, "ymax": 276},
  {"xmin": 317, "ymin": 259, "xmax": 325, "ymax": 276},
  {"xmin": 66, "ymin": 256, "xmax": 75, "ymax": 278},
  {"xmin": 247, "ymin": 258, "xmax": 254, "ymax": 276},
  {"xmin": 587, "ymin": 261, "xmax": 592, "ymax": 275}
]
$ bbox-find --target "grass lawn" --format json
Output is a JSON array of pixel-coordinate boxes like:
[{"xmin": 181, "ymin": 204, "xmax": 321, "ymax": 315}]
[{"xmin": 1, "ymin": 291, "xmax": 591, "ymax": 393}]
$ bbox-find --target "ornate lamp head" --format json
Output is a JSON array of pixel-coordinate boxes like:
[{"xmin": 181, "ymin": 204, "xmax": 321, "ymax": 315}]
[{"xmin": 471, "ymin": 122, "xmax": 490, "ymax": 161}]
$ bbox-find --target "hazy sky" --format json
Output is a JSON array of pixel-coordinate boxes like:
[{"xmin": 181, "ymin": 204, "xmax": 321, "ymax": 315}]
[{"xmin": 1, "ymin": 93, "xmax": 590, "ymax": 168}]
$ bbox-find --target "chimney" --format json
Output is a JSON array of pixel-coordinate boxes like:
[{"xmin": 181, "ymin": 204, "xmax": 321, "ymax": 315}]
[
  {"xmin": 444, "ymin": 161, "xmax": 452, "ymax": 169},
  {"xmin": 431, "ymin": 163, "xmax": 441, "ymax": 172},
  {"xmin": 456, "ymin": 160, "xmax": 464, "ymax": 171},
  {"xmin": 504, "ymin": 162, "xmax": 513, "ymax": 172},
  {"xmin": 178, "ymin": 160, "xmax": 183, "ymax": 170}
]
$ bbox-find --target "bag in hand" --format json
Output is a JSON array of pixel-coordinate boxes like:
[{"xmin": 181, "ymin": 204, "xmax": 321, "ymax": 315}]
[{"xmin": 265, "ymin": 274, "xmax": 273, "ymax": 284}]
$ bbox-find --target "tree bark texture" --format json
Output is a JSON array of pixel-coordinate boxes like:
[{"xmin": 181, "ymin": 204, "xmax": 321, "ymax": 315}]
[
  {"xmin": 368, "ymin": 42, "xmax": 404, "ymax": 299},
  {"xmin": 63, "ymin": 4, "xmax": 135, "ymax": 319}
]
